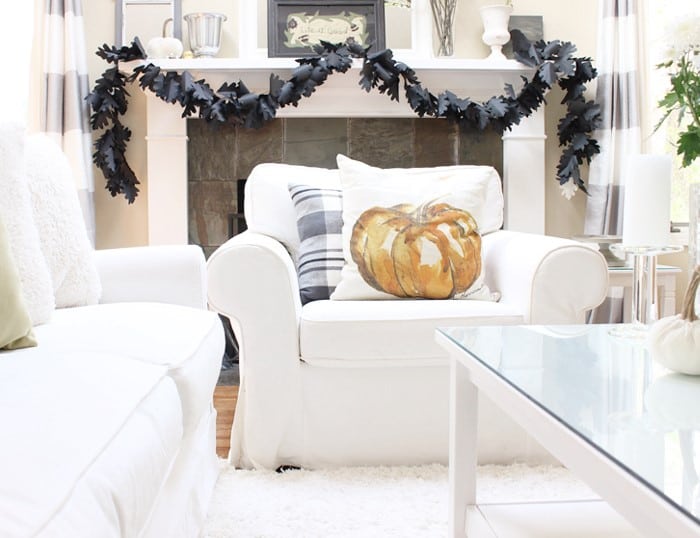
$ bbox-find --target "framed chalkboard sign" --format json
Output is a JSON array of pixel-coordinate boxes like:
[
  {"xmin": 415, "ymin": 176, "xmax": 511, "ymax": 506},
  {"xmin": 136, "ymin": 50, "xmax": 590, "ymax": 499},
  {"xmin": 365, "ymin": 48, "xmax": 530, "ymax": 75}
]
[{"xmin": 268, "ymin": 0, "xmax": 385, "ymax": 57}]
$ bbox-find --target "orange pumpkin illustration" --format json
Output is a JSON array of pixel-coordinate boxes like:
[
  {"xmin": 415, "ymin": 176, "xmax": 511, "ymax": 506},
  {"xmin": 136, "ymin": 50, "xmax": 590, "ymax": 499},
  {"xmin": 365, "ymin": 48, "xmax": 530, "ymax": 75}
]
[{"xmin": 350, "ymin": 202, "xmax": 481, "ymax": 299}]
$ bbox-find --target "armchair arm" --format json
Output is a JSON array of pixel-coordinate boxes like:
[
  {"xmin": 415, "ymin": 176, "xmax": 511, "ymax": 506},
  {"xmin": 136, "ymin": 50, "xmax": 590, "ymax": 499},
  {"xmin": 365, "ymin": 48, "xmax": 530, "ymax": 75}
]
[
  {"xmin": 482, "ymin": 230, "xmax": 608, "ymax": 324},
  {"xmin": 207, "ymin": 231, "xmax": 303, "ymax": 468},
  {"xmin": 94, "ymin": 245, "xmax": 207, "ymax": 309}
]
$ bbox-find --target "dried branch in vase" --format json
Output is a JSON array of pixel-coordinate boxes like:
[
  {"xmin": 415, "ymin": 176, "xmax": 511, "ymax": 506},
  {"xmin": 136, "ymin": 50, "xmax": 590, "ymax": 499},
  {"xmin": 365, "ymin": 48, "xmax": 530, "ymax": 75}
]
[{"xmin": 430, "ymin": 0, "xmax": 457, "ymax": 56}]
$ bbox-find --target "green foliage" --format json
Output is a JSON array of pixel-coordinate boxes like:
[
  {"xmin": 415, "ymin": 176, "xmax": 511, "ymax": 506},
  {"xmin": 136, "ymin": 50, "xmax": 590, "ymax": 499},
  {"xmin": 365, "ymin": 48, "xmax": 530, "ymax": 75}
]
[
  {"xmin": 656, "ymin": 46, "xmax": 700, "ymax": 168},
  {"xmin": 88, "ymin": 32, "xmax": 600, "ymax": 202}
]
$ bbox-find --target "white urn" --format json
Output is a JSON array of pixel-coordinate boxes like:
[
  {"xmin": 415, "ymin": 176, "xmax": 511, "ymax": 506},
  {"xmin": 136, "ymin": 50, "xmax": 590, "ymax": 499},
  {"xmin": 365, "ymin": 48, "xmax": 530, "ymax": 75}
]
[{"xmin": 480, "ymin": 4, "xmax": 513, "ymax": 61}]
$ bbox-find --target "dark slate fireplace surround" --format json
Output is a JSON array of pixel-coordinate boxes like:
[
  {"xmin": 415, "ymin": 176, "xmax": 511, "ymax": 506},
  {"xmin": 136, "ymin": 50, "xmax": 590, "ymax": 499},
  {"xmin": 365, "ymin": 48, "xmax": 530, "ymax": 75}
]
[{"xmin": 187, "ymin": 117, "xmax": 503, "ymax": 258}]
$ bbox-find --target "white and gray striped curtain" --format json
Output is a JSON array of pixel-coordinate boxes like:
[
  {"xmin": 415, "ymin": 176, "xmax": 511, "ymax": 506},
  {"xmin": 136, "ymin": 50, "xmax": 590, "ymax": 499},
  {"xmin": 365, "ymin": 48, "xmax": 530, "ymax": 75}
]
[
  {"xmin": 40, "ymin": 0, "xmax": 95, "ymax": 243},
  {"xmin": 585, "ymin": 0, "xmax": 644, "ymax": 323}
]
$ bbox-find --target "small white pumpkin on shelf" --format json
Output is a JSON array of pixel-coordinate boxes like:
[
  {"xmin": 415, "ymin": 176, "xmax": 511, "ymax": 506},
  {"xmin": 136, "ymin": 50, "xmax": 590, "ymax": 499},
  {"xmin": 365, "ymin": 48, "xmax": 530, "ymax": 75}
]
[
  {"xmin": 146, "ymin": 18, "xmax": 183, "ymax": 59},
  {"xmin": 648, "ymin": 265, "xmax": 700, "ymax": 375}
]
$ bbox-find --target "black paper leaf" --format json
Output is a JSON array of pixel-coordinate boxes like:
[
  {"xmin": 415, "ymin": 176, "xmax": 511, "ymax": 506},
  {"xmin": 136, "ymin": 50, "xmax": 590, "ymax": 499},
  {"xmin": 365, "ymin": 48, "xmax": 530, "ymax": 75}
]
[
  {"xmin": 277, "ymin": 81, "xmax": 300, "ymax": 107},
  {"xmin": 395, "ymin": 62, "xmax": 419, "ymax": 85},
  {"xmin": 406, "ymin": 84, "xmax": 436, "ymax": 117},
  {"xmin": 135, "ymin": 64, "xmax": 162, "ymax": 91},
  {"xmin": 359, "ymin": 60, "xmax": 374, "ymax": 92},
  {"xmin": 485, "ymin": 96, "xmax": 508, "ymax": 118},
  {"xmin": 292, "ymin": 64, "xmax": 314, "ymax": 83},
  {"xmin": 542, "ymin": 40, "xmax": 562, "ymax": 60},
  {"xmin": 575, "ymin": 58, "xmax": 596, "ymax": 82},
  {"xmin": 538, "ymin": 62, "xmax": 557, "ymax": 87}
]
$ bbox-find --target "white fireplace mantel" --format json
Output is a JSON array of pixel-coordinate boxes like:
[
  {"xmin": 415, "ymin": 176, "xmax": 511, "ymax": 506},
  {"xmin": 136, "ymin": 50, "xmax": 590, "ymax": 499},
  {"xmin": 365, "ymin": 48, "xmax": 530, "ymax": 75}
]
[{"xmin": 140, "ymin": 58, "xmax": 546, "ymax": 245}]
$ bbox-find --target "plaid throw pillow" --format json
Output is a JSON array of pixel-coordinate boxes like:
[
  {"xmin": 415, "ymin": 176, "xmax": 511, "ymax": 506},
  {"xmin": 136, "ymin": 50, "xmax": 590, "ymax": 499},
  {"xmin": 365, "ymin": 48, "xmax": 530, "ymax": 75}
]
[{"xmin": 288, "ymin": 183, "xmax": 344, "ymax": 304}]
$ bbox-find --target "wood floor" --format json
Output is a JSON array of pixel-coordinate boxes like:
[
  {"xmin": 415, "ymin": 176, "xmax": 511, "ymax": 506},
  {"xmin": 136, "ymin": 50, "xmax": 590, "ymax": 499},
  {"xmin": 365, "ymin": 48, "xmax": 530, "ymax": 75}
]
[{"xmin": 213, "ymin": 385, "xmax": 238, "ymax": 458}]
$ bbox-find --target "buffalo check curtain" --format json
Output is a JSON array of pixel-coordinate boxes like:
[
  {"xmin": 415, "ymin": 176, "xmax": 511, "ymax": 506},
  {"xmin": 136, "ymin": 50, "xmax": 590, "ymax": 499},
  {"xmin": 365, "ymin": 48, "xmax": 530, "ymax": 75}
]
[
  {"xmin": 585, "ymin": 0, "xmax": 646, "ymax": 323},
  {"xmin": 39, "ymin": 0, "xmax": 95, "ymax": 244}
]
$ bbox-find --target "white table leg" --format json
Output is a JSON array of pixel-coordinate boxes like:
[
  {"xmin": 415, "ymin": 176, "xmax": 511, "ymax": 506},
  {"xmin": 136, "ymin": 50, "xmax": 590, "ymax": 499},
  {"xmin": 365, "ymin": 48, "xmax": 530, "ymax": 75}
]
[{"xmin": 449, "ymin": 356, "xmax": 478, "ymax": 538}]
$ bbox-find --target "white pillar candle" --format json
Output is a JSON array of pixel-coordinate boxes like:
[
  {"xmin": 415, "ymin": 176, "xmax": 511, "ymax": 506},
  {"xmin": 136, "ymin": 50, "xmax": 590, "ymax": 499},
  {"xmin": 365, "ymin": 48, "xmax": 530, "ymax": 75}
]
[{"xmin": 622, "ymin": 154, "xmax": 672, "ymax": 247}]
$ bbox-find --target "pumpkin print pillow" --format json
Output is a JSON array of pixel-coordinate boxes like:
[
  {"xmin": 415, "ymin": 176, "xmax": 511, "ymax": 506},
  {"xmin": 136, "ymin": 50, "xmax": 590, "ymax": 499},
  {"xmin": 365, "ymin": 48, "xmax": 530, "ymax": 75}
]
[{"xmin": 331, "ymin": 154, "xmax": 502, "ymax": 301}]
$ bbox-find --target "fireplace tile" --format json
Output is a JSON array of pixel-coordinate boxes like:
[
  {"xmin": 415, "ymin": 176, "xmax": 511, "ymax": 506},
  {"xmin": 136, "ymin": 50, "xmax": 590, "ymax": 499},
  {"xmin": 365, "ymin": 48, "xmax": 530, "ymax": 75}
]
[
  {"xmin": 414, "ymin": 119, "xmax": 458, "ymax": 167},
  {"xmin": 347, "ymin": 118, "xmax": 413, "ymax": 167},
  {"xmin": 284, "ymin": 118, "xmax": 347, "ymax": 168},
  {"xmin": 237, "ymin": 120, "xmax": 284, "ymax": 178},
  {"xmin": 458, "ymin": 128, "xmax": 503, "ymax": 178},
  {"xmin": 188, "ymin": 180, "xmax": 237, "ymax": 247},
  {"xmin": 188, "ymin": 120, "xmax": 238, "ymax": 181}
]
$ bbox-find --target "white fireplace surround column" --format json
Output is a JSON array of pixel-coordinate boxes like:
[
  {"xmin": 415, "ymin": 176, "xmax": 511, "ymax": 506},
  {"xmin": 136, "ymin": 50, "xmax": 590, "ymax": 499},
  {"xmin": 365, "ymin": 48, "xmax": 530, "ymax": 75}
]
[{"xmin": 140, "ymin": 58, "xmax": 546, "ymax": 245}]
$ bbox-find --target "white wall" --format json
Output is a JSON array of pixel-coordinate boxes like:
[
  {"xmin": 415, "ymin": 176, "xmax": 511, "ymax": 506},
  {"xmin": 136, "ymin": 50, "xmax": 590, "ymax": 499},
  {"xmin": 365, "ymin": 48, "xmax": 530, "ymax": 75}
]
[{"xmin": 84, "ymin": 0, "xmax": 599, "ymax": 248}]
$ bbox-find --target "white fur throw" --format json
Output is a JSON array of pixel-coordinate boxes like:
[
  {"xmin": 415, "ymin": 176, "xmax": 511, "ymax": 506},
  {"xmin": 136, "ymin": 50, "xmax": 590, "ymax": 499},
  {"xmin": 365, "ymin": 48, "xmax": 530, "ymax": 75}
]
[
  {"xmin": 0, "ymin": 124, "xmax": 54, "ymax": 324},
  {"xmin": 25, "ymin": 134, "xmax": 101, "ymax": 308}
]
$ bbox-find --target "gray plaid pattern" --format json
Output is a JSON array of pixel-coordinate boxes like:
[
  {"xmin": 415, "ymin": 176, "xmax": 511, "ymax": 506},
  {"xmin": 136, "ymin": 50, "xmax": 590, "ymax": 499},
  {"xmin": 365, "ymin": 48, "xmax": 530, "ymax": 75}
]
[{"xmin": 289, "ymin": 183, "xmax": 344, "ymax": 304}]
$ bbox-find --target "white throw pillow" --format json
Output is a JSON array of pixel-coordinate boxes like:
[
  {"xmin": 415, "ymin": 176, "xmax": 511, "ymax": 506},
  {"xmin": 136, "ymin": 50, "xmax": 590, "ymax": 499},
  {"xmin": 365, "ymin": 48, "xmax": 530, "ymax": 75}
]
[
  {"xmin": 0, "ymin": 123, "xmax": 55, "ymax": 324},
  {"xmin": 25, "ymin": 134, "xmax": 101, "ymax": 307},
  {"xmin": 331, "ymin": 154, "xmax": 500, "ymax": 301}
]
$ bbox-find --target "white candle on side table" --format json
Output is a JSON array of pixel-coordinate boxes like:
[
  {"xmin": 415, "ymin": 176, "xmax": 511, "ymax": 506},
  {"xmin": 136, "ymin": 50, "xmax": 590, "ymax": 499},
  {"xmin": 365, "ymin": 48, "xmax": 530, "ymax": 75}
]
[
  {"xmin": 611, "ymin": 154, "xmax": 676, "ymax": 333},
  {"xmin": 622, "ymin": 154, "xmax": 672, "ymax": 247}
]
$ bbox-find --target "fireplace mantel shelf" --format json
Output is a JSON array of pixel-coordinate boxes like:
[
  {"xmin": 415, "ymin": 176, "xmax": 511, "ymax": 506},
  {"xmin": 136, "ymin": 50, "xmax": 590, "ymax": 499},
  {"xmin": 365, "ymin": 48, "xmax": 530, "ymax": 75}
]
[{"xmin": 135, "ymin": 56, "xmax": 532, "ymax": 74}]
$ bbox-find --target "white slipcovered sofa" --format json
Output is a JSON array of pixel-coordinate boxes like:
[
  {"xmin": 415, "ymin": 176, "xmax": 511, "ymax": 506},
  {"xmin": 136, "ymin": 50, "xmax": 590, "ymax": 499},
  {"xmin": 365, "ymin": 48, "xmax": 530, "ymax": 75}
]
[
  {"xmin": 0, "ymin": 125, "xmax": 224, "ymax": 537},
  {"xmin": 207, "ymin": 160, "xmax": 609, "ymax": 471}
]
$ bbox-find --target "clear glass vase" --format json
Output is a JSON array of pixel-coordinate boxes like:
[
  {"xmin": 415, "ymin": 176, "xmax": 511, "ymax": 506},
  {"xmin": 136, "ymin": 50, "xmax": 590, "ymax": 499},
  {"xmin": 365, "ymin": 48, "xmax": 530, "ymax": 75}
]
[{"xmin": 690, "ymin": 183, "xmax": 700, "ymax": 310}]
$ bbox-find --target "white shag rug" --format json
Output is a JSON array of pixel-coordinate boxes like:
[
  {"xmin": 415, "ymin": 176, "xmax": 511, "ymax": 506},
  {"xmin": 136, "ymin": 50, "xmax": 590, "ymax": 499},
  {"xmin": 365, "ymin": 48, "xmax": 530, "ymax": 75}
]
[{"xmin": 203, "ymin": 461, "xmax": 598, "ymax": 538}]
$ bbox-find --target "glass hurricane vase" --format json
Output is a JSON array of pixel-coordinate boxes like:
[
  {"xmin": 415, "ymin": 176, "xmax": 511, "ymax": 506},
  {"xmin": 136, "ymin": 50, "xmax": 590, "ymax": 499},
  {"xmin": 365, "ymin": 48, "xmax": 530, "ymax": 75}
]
[{"xmin": 691, "ymin": 182, "xmax": 700, "ymax": 311}]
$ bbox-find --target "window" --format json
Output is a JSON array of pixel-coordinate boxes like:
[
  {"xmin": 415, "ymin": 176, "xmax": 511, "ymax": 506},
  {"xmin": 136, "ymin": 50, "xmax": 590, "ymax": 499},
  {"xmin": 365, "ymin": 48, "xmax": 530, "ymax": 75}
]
[
  {"xmin": 1, "ymin": 3, "xmax": 35, "ymax": 124},
  {"xmin": 645, "ymin": 1, "xmax": 698, "ymax": 226}
]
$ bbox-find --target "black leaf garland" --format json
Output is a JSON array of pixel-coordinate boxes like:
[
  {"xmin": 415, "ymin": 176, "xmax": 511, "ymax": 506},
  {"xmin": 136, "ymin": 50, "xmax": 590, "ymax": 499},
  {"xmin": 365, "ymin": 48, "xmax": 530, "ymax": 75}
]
[{"xmin": 88, "ymin": 31, "xmax": 601, "ymax": 203}]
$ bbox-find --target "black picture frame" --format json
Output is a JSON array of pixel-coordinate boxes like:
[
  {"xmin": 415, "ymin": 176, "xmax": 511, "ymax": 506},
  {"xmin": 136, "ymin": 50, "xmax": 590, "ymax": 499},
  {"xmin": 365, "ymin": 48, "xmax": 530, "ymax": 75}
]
[{"xmin": 268, "ymin": 0, "xmax": 386, "ymax": 58}]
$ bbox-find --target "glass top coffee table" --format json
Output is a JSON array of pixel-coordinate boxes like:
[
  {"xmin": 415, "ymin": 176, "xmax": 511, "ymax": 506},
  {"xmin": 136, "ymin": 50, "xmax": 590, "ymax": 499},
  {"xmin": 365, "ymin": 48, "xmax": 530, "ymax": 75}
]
[{"xmin": 436, "ymin": 324, "xmax": 700, "ymax": 538}]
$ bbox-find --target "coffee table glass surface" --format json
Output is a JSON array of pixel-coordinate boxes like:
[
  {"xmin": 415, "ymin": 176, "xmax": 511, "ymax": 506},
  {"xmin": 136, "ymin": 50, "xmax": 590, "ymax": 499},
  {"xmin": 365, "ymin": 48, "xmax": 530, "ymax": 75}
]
[{"xmin": 439, "ymin": 324, "xmax": 700, "ymax": 526}]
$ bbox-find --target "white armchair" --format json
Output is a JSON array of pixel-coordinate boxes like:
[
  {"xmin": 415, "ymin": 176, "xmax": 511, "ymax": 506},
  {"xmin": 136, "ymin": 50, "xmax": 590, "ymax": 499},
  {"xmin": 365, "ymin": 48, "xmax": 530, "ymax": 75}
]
[{"xmin": 207, "ymin": 163, "xmax": 609, "ymax": 470}]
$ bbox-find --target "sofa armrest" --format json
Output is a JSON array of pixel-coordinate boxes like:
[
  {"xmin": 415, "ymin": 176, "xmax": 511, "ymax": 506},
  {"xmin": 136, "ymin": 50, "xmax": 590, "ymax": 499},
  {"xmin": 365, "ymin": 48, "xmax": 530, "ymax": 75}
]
[
  {"xmin": 94, "ymin": 245, "xmax": 207, "ymax": 309},
  {"xmin": 482, "ymin": 230, "xmax": 609, "ymax": 324},
  {"xmin": 207, "ymin": 231, "xmax": 303, "ymax": 468}
]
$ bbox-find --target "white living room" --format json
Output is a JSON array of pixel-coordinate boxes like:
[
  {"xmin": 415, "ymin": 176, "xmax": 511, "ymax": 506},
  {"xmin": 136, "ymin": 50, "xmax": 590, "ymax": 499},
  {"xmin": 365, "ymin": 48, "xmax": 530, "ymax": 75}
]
[{"xmin": 1, "ymin": 1, "xmax": 699, "ymax": 537}]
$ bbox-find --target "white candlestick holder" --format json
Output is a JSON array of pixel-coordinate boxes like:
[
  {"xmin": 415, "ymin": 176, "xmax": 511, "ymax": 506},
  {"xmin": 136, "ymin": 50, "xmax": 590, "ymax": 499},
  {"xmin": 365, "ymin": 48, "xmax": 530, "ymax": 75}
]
[{"xmin": 608, "ymin": 244, "xmax": 682, "ymax": 338}]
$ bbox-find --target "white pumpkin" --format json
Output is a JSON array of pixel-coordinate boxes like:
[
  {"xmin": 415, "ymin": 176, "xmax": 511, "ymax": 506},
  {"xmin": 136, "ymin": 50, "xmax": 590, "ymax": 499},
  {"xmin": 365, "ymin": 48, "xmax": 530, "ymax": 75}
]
[
  {"xmin": 146, "ymin": 18, "xmax": 183, "ymax": 59},
  {"xmin": 647, "ymin": 265, "xmax": 700, "ymax": 375}
]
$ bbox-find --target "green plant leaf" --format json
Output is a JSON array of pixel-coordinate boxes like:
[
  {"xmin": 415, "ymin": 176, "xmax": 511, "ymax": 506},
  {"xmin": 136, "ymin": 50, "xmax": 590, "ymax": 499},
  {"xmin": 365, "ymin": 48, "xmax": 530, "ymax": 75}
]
[{"xmin": 678, "ymin": 125, "xmax": 700, "ymax": 167}]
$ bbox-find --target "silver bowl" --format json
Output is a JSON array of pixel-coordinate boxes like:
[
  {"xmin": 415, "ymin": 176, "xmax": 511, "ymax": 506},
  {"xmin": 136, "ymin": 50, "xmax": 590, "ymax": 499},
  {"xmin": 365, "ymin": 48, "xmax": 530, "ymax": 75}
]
[{"xmin": 184, "ymin": 12, "xmax": 227, "ymax": 57}]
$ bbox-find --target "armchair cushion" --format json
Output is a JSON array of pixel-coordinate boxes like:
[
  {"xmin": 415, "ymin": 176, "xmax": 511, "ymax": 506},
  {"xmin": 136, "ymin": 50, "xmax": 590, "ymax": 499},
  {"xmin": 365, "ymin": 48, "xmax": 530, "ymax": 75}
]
[
  {"xmin": 300, "ymin": 299, "xmax": 522, "ymax": 364},
  {"xmin": 331, "ymin": 154, "xmax": 498, "ymax": 301}
]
